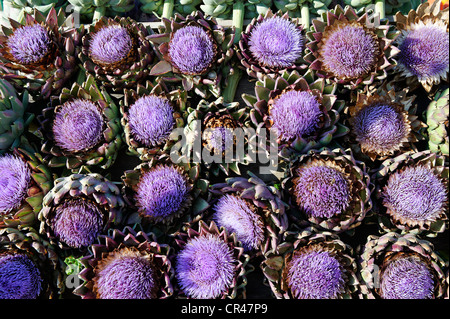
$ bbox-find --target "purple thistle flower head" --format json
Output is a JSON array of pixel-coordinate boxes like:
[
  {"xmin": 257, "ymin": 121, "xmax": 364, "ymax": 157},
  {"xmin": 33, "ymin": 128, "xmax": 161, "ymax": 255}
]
[
  {"xmin": 382, "ymin": 165, "xmax": 447, "ymax": 223},
  {"xmin": 95, "ymin": 248, "xmax": 157, "ymax": 299},
  {"xmin": 320, "ymin": 22, "xmax": 379, "ymax": 79},
  {"xmin": 248, "ymin": 16, "xmax": 303, "ymax": 68},
  {"xmin": 89, "ymin": 25, "xmax": 133, "ymax": 65},
  {"xmin": 50, "ymin": 198, "xmax": 104, "ymax": 249},
  {"xmin": 52, "ymin": 99, "xmax": 104, "ymax": 153},
  {"xmin": 128, "ymin": 95, "xmax": 175, "ymax": 147},
  {"xmin": 204, "ymin": 127, "xmax": 234, "ymax": 153},
  {"xmin": 0, "ymin": 154, "xmax": 31, "ymax": 214},
  {"xmin": 213, "ymin": 195, "xmax": 265, "ymax": 252},
  {"xmin": 175, "ymin": 234, "xmax": 236, "ymax": 299},
  {"xmin": 135, "ymin": 165, "xmax": 190, "ymax": 222},
  {"xmin": 169, "ymin": 26, "xmax": 216, "ymax": 75},
  {"xmin": 6, "ymin": 24, "xmax": 52, "ymax": 65},
  {"xmin": 285, "ymin": 247, "xmax": 345, "ymax": 299},
  {"xmin": 270, "ymin": 90, "xmax": 323, "ymax": 141},
  {"xmin": 293, "ymin": 163, "xmax": 351, "ymax": 219},
  {"xmin": 0, "ymin": 253, "xmax": 42, "ymax": 299},
  {"xmin": 380, "ymin": 254, "xmax": 434, "ymax": 299}
]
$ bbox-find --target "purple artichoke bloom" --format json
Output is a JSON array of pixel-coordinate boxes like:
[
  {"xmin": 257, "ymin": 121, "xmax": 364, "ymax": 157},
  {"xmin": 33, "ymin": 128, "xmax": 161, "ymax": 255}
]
[
  {"xmin": 380, "ymin": 254, "xmax": 435, "ymax": 299},
  {"xmin": 0, "ymin": 154, "xmax": 31, "ymax": 214},
  {"xmin": 52, "ymin": 99, "xmax": 104, "ymax": 153},
  {"xmin": 382, "ymin": 165, "xmax": 447, "ymax": 223},
  {"xmin": 293, "ymin": 165, "xmax": 351, "ymax": 219},
  {"xmin": 285, "ymin": 248, "xmax": 345, "ymax": 299},
  {"xmin": 248, "ymin": 16, "xmax": 303, "ymax": 68},
  {"xmin": 0, "ymin": 253, "xmax": 42, "ymax": 299},
  {"xmin": 6, "ymin": 24, "xmax": 52, "ymax": 65},
  {"xmin": 89, "ymin": 25, "xmax": 133, "ymax": 65},
  {"xmin": 50, "ymin": 198, "xmax": 104, "ymax": 249},
  {"xmin": 212, "ymin": 195, "xmax": 265, "ymax": 252},
  {"xmin": 169, "ymin": 26, "xmax": 215, "ymax": 75},
  {"xmin": 128, "ymin": 95, "xmax": 175, "ymax": 147},
  {"xmin": 175, "ymin": 234, "xmax": 236, "ymax": 299},
  {"xmin": 95, "ymin": 248, "xmax": 157, "ymax": 299},
  {"xmin": 270, "ymin": 90, "xmax": 323, "ymax": 141},
  {"xmin": 204, "ymin": 127, "xmax": 234, "ymax": 153}
]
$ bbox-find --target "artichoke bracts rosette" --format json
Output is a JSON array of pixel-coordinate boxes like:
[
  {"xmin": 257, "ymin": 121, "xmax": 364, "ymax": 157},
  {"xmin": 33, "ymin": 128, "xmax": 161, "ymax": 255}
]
[
  {"xmin": 305, "ymin": 5, "xmax": 400, "ymax": 89},
  {"xmin": 0, "ymin": 1, "xmax": 67, "ymax": 26},
  {"xmin": 0, "ymin": 148, "xmax": 53, "ymax": 229},
  {"xmin": 282, "ymin": 148, "xmax": 373, "ymax": 234},
  {"xmin": 173, "ymin": 220, "xmax": 251, "ymax": 299},
  {"xmin": 0, "ymin": 226, "xmax": 64, "ymax": 298},
  {"xmin": 425, "ymin": 86, "xmax": 449, "ymax": 155},
  {"xmin": 37, "ymin": 75, "xmax": 122, "ymax": 171},
  {"xmin": 261, "ymin": 226, "xmax": 360, "ymax": 299},
  {"xmin": 79, "ymin": 16, "xmax": 154, "ymax": 92},
  {"xmin": 199, "ymin": 0, "xmax": 273, "ymax": 20},
  {"xmin": 120, "ymin": 80, "xmax": 188, "ymax": 161},
  {"xmin": 357, "ymin": 232, "xmax": 448, "ymax": 299},
  {"xmin": 67, "ymin": 0, "xmax": 135, "ymax": 24},
  {"xmin": 274, "ymin": 0, "xmax": 332, "ymax": 22},
  {"xmin": 73, "ymin": 226, "xmax": 174, "ymax": 299},
  {"xmin": 148, "ymin": 11, "xmax": 235, "ymax": 99},
  {"xmin": 0, "ymin": 8, "xmax": 81, "ymax": 100},
  {"xmin": 373, "ymin": 150, "xmax": 448, "ymax": 237},
  {"xmin": 38, "ymin": 173, "xmax": 126, "ymax": 250}
]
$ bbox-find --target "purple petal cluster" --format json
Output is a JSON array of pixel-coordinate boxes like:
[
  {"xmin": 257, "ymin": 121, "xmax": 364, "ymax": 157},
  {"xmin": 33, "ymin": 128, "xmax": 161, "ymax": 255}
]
[
  {"xmin": 128, "ymin": 95, "xmax": 175, "ymax": 147},
  {"xmin": 382, "ymin": 165, "xmax": 447, "ymax": 222},
  {"xmin": 286, "ymin": 249, "xmax": 345, "ymax": 299},
  {"xmin": 0, "ymin": 154, "xmax": 31, "ymax": 214},
  {"xmin": 204, "ymin": 127, "xmax": 234, "ymax": 153},
  {"xmin": 248, "ymin": 16, "xmax": 303, "ymax": 68},
  {"xmin": 270, "ymin": 90, "xmax": 322, "ymax": 141},
  {"xmin": 50, "ymin": 198, "xmax": 104, "ymax": 249},
  {"xmin": 89, "ymin": 25, "xmax": 133, "ymax": 65},
  {"xmin": 169, "ymin": 26, "xmax": 215, "ymax": 75},
  {"xmin": 175, "ymin": 234, "xmax": 235, "ymax": 299},
  {"xmin": 52, "ymin": 99, "xmax": 104, "ymax": 152},
  {"xmin": 0, "ymin": 253, "xmax": 42, "ymax": 299},
  {"xmin": 213, "ymin": 194, "xmax": 265, "ymax": 252},
  {"xmin": 380, "ymin": 255, "xmax": 434, "ymax": 299},
  {"xmin": 7, "ymin": 24, "xmax": 51, "ymax": 64}
]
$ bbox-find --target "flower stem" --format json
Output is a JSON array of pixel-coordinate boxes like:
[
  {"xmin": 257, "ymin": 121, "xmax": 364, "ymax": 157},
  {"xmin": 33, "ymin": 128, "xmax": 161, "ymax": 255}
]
[
  {"xmin": 232, "ymin": 0, "xmax": 245, "ymax": 44},
  {"xmin": 93, "ymin": 6, "xmax": 106, "ymax": 23},
  {"xmin": 374, "ymin": 0, "xmax": 386, "ymax": 20},
  {"xmin": 222, "ymin": 67, "xmax": 243, "ymax": 103},
  {"xmin": 300, "ymin": 4, "xmax": 310, "ymax": 29},
  {"xmin": 162, "ymin": 0, "xmax": 175, "ymax": 20}
]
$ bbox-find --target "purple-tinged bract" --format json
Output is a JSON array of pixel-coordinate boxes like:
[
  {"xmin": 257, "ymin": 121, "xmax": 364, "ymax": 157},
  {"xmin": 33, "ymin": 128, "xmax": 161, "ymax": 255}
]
[
  {"xmin": 89, "ymin": 25, "xmax": 133, "ymax": 65},
  {"xmin": 0, "ymin": 154, "xmax": 31, "ymax": 214}
]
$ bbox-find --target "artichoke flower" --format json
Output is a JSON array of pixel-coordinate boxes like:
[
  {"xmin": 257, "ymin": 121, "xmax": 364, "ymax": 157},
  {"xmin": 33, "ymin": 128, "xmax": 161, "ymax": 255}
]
[
  {"xmin": 0, "ymin": 226, "xmax": 65, "ymax": 298},
  {"xmin": 425, "ymin": 86, "xmax": 449, "ymax": 155},
  {"xmin": 173, "ymin": 220, "xmax": 251, "ymax": 299},
  {"xmin": 67, "ymin": 0, "xmax": 135, "ymax": 23},
  {"xmin": 0, "ymin": 148, "xmax": 53, "ymax": 229},
  {"xmin": 282, "ymin": 148, "xmax": 372, "ymax": 234},
  {"xmin": 36, "ymin": 75, "xmax": 122, "ymax": 171},
  {"xmin": 73, "ymin": 225, "xmax": 174, "ymax": 299},
  {"xmin": 0, "ymin": 0, "xmax": 67, "ymax": 26},
  {"xmin": 0, "ymin": 8, "xmax": 81, "ymax": 100},
  {"xmin": 394, "ymin": 0, "xmax": 449, "ymax": 92},
  {"xmin": 148, "ymin": 11, "xmax": 235, "ymax": 99},
  {"xmin": 357, "ymin": 232, "xmax": 448, "ymax": 299},
  {"xmin": 242, "ymin": 69, "xmax": 348, "ymax": 158},
  {"xmin": 261, "ymin": 226, "xmax": 360, "ymax": 299},
  {"xmin": 79, "ymin": 16, "xmax": 154, "ymax": 92},
  {"xmin": 38, "ymin": 173, "xmax": 126, "ymax": 250},
  {"xmin": 373, "ymin": 150, "xmax": 449, "ymax": 237},
  {"xmin": 304, "ymin": 5, "xmax": 400, "ymax": 89},
  {"xmin": 0, "ymin": 78, "xmax": 33, "ymax": 153}
]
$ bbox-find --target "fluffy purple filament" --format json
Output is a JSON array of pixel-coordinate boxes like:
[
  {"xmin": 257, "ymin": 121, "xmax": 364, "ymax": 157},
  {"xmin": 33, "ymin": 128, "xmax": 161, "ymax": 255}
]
[
  {"xmin": 175, "ymin": 234, "xmax": 236, "ymax": 299},
  {"xmin": 286, "ymin": 250, "xmax": 345, "ymax": 299},
  {"xmin": 248, "ymin": 16, "xmax": 303, "ymax": 68},
  {"xmin": 52, "ymin": 99, "xmax": 104, "ymax": 153},
  {"xmin": 6, "ymin": 24, "xmax": 51, "ymax": 64},
  {"xmin": 0, "ymin": 154, "xmax": 31, "ymax": 214},
  {"xmin": 204, "ymin": 127, "xmax": 234, "ymax": 153},
  {"xmin": 293, "ymin": 165, "xmax": 351, "ymax": 219},
  {"xmin": 169, "ymin": 26, "xmax": 215, "ymax": 74},
  {"xmin": 89, "ymin": 25, "xmax": 133, "ymax": 65},
  {"xmin": 128, "ymin": 95, "xmax": 175, "ymax": 147},
  {"xmin": 380, "ymin": 255, "xmax": 434, "ymax": 299},
  {"xmin": 50, "ymin": 198, "xmax": 104, "ymax": 249},
  {"xmin": 0, "ymin": 253, "xmax": 42, "ymax": 299},
  {"xmin": 213, "ymin": 195, "xmax": 265, "ymax": 252},
  {"xmin": 382, "ymin": 165, "xmax": 447, "ymax": 221},
  {"xmin": 270, "ymin": 90, "xmax": 323, "ymax": 141}
]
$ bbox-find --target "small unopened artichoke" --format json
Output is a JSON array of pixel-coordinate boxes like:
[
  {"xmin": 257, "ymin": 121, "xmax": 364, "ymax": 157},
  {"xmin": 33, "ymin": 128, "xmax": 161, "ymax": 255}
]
[{"xmin": 425, "ymin": 86, "xmax": 449, "ymax": 155}]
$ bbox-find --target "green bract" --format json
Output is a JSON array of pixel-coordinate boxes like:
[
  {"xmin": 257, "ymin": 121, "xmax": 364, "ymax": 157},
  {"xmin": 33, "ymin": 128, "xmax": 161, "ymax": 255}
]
[
  {"xmin": 67, "ymin": 0, "xmax": 135, "ymax": 23},
  {"xmin": 425, "ymin": 87, "xmax": 449, "ymax": 155}
]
